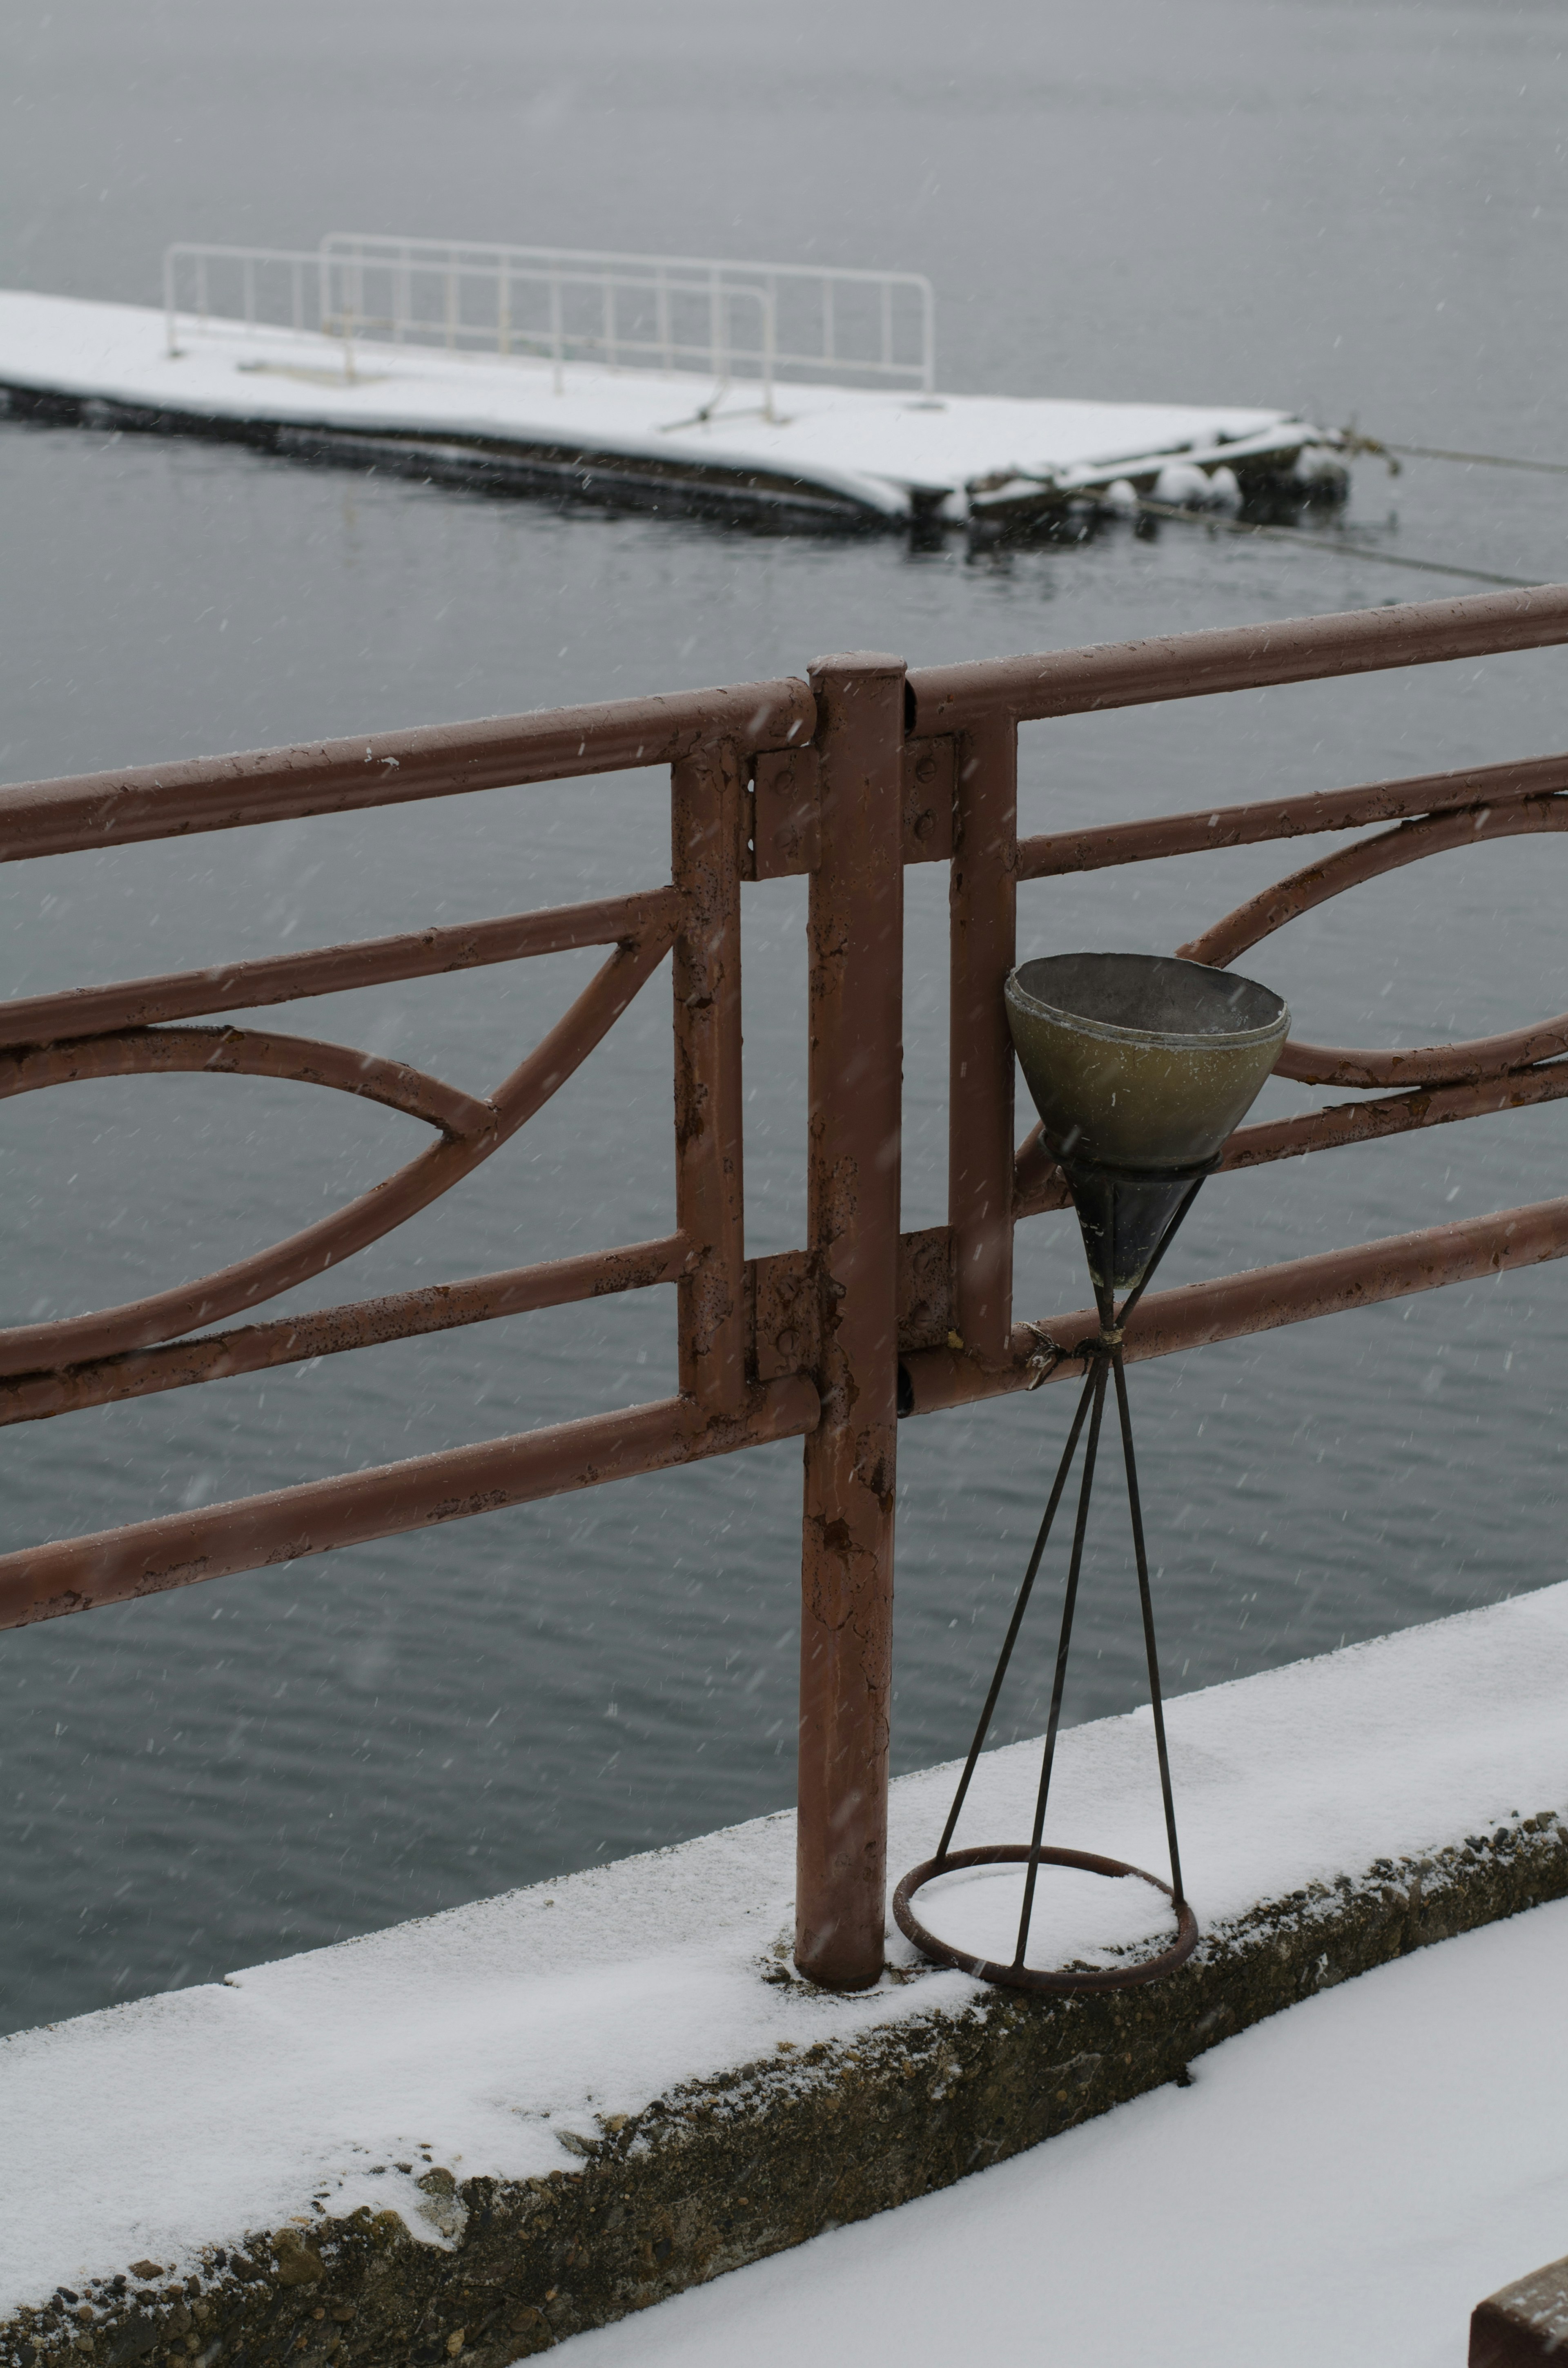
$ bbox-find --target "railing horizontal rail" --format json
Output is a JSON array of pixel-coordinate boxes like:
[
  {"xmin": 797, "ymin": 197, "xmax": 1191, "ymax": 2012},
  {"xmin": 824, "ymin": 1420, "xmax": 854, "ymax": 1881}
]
[
  {"xmin": 908, "ymin": 585, "xmax": 1568, "ymax": 730},
  {"xmin": 323, "ymin": 257, "xmax": 774, "ymax": 356},
  {"xmin": 8, "ymin": 1186, "xmax": 1559, "ymax": 1632},
  {"xmin": 0, "ymin": 1377, "xmax": 820, "ymax": 1632},
  {"xmin": 323, "ymin": 231, "xmax": 933, "ymax": 300},
  {"xmin": 0, "ymin": 682, "xmax": 814, "ymax": 861},
  {"xmin": 1223, "ymin": 1068, "xmax": 1568, "ymax": 1167},
  {"xmin": 1017, "ymin": 748, "xmax": 1568, "ymax": 879},
  {"xmin": 1013, "ymin": 1063, "xmax": 1568, "ymax": 1219},
  {"xmin": 0, "ymin": 1233, "xmax": 689, "ymax": 1427},
  {"xmin": 904, "ymin": 1194, "xmax": 1568, "ymax": 1417},
  {"xmin": 0, "ymin": 888, "xmax": 680, "ymax": 1048}
]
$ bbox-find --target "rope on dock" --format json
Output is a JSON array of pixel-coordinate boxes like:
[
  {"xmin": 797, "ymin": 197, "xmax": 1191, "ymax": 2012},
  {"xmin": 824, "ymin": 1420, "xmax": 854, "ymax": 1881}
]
[{"xmin": 1133, "ymin": 497, "xmax": 1540, "ymax": 591}]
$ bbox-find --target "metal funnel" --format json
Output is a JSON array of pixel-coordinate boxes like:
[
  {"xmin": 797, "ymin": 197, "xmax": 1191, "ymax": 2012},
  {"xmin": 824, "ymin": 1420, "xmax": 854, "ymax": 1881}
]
[
  {"xmin": 1006, "ymin": 952, "xmax": 1290, "ymax": 1293},
  {"xmin": 893, "ymin": 950, "xmax": 1293, "ymax": 1998}
]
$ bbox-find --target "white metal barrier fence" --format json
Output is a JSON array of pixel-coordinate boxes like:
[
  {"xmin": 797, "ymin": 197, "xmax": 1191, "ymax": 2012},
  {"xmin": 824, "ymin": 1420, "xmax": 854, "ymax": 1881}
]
[
  {"xmin": 162, "ymin": 237, "xmax": 937, "ymax": 403},
  {"xmin": 163, "ymin": 245, "xmax": 327, "ymax": 353}
]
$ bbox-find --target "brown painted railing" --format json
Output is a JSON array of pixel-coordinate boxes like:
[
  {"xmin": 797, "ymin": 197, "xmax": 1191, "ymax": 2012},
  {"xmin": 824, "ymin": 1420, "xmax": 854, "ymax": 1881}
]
[{"xmin": 2, "ymin": 586, "xmax": 1568, "ymax": 1990}]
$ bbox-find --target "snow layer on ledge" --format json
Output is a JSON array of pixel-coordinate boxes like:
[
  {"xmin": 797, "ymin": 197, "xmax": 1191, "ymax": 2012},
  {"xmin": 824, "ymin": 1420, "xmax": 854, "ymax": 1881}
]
[
  {"xmin": 0, "ymin": 290, "xmax": 1317, "ymax": 519},
  {"xmin": 565, "ymin": 1896, "xmax": 1568, "ymax": 2368},
  {"xmin": 3, "ymin": 1577, "xmax": 1566, "ymax": 2313}
]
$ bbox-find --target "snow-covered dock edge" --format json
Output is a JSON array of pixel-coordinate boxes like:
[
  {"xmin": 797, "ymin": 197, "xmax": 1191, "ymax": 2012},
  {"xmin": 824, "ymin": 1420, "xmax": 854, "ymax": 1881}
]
[
  {"xmin": 4, "ymin": 1583, "xmax": 1566, "ymax": 2365},
  {"xmin": 0, "ymin": 371, "xmax": 1344, "ymax": 537},
  {"xmin": 0, "ymin": 370, "xmax": 889, "ymax": 536}
]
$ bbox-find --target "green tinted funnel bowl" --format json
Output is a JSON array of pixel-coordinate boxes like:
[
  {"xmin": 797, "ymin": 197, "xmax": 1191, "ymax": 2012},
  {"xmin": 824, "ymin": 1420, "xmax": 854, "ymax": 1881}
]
[
  {"xmin": 891, "ymin": 951, "xmax": 1290, "ymax": 1998},
  {"xmin": 1005, "ymin": 952, "xmax": 1291, "ymax": 1293}
]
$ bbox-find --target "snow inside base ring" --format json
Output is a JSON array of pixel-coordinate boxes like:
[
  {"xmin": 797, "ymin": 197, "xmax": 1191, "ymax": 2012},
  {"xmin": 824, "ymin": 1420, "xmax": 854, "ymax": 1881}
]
[{"xmin": 892, "ymin": 1841, "xmax": 1200, "ymax": 1995}]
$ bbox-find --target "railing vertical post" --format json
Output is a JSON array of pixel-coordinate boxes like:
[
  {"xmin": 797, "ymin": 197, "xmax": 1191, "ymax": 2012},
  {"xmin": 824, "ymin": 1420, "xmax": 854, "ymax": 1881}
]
[
  {"xmin": 795, "ymin": 652, "xmax": 906, "ymax": 1989},
  {"xmin": 672, "ymin": 743, "xmax": 748, "ymax": 1417},
  {"xmin": 949, "ymin": 714, "xmax": 1018, "ymax": 1359}
]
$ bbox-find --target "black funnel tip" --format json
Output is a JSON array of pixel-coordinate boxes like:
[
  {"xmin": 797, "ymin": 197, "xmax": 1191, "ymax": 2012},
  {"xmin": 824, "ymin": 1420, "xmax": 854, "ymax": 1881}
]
[{"xmin": 1062, "ymin": 1155, "xmax": 1214, "ymax": 1297}]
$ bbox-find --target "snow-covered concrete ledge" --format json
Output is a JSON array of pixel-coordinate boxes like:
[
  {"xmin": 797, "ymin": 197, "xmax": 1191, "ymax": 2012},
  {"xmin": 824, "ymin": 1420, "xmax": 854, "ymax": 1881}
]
[{"xmin": 5, "ymin": 1581, "xmax": 1567, "ymax": 2367}]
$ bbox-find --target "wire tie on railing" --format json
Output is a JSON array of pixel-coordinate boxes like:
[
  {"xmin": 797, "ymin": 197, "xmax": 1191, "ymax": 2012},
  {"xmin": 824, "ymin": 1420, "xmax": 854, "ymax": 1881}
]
[
  {"xmin": 1020, "ymin": 1321, "xmax": 1127, "ymax": 1386},
  {"xmin": 1022, "ymin": 1324, "xmax": 1064, "ymax": 1388}
]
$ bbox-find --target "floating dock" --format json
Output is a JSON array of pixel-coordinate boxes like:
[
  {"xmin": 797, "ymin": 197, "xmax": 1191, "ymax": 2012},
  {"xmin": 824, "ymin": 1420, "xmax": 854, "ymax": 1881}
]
[{"xmin": 0, "ymin": 235, "xmax": 1347, "ymax": 533}]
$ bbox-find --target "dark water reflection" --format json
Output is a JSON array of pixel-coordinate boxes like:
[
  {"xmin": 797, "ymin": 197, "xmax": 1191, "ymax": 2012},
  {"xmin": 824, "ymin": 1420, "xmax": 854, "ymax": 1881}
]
[{"xmin": 1, "ymin": 0, "xmax": 1566, "ymax": 2030}]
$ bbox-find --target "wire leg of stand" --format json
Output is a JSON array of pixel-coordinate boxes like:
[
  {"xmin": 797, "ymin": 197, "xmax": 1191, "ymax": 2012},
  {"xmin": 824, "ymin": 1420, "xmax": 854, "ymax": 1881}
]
[
  {"xmin": 1014, "ymin": 1358, "xmax": 1107, "ymax": 1971},
  {"xmin": 1111, "ymin": 1345, "xmax": 1185, "ymax": 1906},
  {"xmin": 1115, "ymin": 1170, "xmax": 1209, "ymax": 1332},
  {"xmin": 934, "ymin": 1367, "xmax": 1100, "ymax": 1864}
]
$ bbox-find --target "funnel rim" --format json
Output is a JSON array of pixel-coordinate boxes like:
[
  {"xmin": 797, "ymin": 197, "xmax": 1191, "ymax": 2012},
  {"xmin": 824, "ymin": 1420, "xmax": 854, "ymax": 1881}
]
[{"xmin": 1006, "ymin": 953, "xmax": 1290, "ymax": 1055}]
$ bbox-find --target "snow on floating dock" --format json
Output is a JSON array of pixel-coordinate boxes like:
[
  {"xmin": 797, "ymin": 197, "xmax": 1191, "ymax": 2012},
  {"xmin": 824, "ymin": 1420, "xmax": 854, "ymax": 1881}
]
[
  {"xmin": 0, "ymin": 287, "xmax": 1343, "ymax": 531},
  {"xmin": 2, "ymin": 1580, "xmax": 1566, "ymax": 2328}
]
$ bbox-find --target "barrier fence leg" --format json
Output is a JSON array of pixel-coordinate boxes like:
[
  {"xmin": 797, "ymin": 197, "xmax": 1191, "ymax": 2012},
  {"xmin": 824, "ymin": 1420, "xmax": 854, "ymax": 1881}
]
[{"xmin": 795, "ymin": 653, "xmax": 906, "ymax": 1989}]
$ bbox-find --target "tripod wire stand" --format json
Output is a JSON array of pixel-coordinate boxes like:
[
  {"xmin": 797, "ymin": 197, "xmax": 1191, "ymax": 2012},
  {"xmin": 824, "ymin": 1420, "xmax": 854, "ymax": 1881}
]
[{"xmin": 893, "ymin": 1166, "xmax": 1210, "ymax": 1994}]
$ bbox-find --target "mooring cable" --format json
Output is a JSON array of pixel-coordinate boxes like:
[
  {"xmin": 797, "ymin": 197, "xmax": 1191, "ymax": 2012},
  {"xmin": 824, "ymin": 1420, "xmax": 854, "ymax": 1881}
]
[
  {"xmin": 1342, "ymin": 429, "xmax": 1568, "ymax": 479},
  {"xmin": 1134, "ymin": 496, "xmax": 1540, "ymax": 590}
]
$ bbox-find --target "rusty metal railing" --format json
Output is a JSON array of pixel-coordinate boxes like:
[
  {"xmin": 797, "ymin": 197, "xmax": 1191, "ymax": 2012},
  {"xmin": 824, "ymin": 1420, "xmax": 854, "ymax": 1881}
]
[{"xmin": 2, "ymin": 585, "xmax": 1567, "ymax": 1991}]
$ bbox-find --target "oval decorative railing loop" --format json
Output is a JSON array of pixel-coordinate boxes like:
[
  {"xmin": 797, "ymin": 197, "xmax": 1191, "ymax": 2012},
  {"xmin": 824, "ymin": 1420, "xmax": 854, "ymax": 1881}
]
[
  {"xmin": 1177, "ymin": 791, "xmax": 1568, "ymax": 1091},
  {"xmin": 0, "ymin": 1024, "xmax": 496, "ymax": 1138},
  {"xmin": 0, "ymin": 923, "xmax": 674, "ymax": 1380}
]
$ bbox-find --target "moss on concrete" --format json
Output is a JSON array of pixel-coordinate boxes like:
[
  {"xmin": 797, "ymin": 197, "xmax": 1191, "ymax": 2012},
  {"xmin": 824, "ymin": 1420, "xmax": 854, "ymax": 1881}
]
[{"xmin": 8, "ymin": 1808, "xmax": 1566, "ymax": 2368}]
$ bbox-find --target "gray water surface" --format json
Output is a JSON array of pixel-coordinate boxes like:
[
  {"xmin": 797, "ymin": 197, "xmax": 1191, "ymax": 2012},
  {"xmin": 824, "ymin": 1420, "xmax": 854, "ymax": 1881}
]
[{"xmin": 1, "ymin": 0, "xmax": 1566, "ymax": 2033}]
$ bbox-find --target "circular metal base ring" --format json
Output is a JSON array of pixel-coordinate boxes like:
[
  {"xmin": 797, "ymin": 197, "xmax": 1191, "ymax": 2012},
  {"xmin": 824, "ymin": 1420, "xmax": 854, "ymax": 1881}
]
[{"xmin": 893, "ymin": 1842, "xmax": 1200, "ymax": 1994}]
